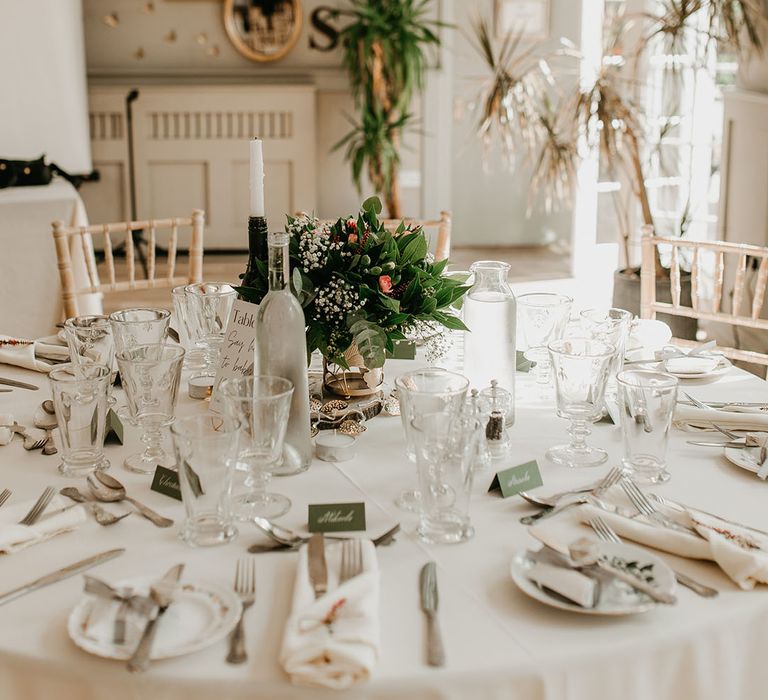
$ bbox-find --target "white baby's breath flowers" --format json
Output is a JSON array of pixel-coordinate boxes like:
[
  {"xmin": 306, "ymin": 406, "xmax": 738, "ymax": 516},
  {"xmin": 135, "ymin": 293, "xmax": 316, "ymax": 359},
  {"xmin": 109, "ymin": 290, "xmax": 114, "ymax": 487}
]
[
  {"xmin": 313, "ymin": 276, "xmax": 365, "ymax": 327},
  {"xmin": 288, "ymin": 215, "xmax": 343, "ymax": 272}
]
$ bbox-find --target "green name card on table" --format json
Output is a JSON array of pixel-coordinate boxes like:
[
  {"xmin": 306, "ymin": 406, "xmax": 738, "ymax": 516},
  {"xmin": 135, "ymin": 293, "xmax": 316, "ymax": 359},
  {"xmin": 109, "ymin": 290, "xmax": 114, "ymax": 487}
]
[
  {"xmin": 516, "ymin": 350, "xmax": 533, "ymax": 373},
  {"xmin": 150, "ymin": 465, "xmax": 183, "ymax": 502},
  {"xmin": 308, "ymin": 503, "xmax": 366, "ymax": 532},
  {"xmin": 488, "ymin": 460, "xmax": 543, "ymax": 498},
  {"xmin": 104, "ymin": 409, "xmax": 124, "ymax": 445}
]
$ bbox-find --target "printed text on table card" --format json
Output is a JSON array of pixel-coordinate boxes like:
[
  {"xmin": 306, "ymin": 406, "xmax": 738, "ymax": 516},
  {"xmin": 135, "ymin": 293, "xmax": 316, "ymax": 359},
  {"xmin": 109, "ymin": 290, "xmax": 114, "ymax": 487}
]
[
  {"xmin": 210, "ymin": 299, "xmax": 258, "ymax": 412},
  {"xmin": 488, "ymin": 460, "xmax": 543, "ymax": 498},
  {"xmin": 308, "ymin": 503, "xmax": 367, "ymax": 532},
  {"xmin": 150, "ymin": 465, "xmax": 183, "ymax": 501}
]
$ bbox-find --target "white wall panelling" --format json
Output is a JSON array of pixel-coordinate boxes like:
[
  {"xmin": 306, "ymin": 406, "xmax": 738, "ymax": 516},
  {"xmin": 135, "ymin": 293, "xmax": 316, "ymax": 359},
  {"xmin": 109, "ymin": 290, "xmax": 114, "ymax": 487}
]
[{"xmin": 81, "ymin": 85, "xmax": 316, "ymax": 249}]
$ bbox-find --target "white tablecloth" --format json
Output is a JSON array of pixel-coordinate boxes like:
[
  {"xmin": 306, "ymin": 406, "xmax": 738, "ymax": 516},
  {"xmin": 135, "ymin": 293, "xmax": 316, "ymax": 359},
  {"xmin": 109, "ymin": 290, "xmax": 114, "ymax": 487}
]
[
  {"xmin": 1, "ymin": 360, "xmax": 768, "ymax": 699},
  {"xmin": 0, "ymin": 178, "xmax": 102, "ymax": 337}
]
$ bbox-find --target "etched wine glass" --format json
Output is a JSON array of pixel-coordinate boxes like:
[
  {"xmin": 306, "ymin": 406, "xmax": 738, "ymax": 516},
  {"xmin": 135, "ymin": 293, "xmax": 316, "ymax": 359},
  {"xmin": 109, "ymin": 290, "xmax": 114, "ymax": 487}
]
[{"xmin": 547, "ymin": 338, "xmax": 615, "ymax": 468}]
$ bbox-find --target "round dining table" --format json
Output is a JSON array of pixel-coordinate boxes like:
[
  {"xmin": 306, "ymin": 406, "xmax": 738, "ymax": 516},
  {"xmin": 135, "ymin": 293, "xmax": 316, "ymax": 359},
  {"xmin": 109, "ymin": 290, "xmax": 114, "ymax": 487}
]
[{"xmin": 1, "ymin": 355, "xmax": 768, "ymax": 700}]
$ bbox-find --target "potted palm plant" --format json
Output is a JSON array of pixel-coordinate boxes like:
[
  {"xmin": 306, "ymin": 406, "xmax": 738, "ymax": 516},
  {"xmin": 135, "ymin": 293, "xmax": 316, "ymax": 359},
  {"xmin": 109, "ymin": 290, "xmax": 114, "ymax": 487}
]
[
  {"xmin": 471, "ymin": 1, "xmax": 766, "ymax": 337},
  {"xmin": 333, "ymin": 0, "xmax": 442, "ymax": 219}
]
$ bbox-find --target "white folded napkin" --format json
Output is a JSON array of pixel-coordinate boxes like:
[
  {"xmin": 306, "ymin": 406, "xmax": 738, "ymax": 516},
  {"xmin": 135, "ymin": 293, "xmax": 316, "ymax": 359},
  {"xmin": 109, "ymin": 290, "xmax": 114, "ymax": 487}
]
[
  {"xmin": 673, "ymin": 404, "xmax": 768, "ymax": 432},
  {"xmin": 658, "ymin": 340, "xmax": 717, "ymax": 360},
  {"xmin": 0, "ymin": 335, "xmax": 69, "ymax": 372},
  {"xmin": 627, "ymin": 319, "xmax": 672, "ymax": 353},
  {"xmin": 663, "ymin": 356, "xmax": 720, "ymax": 375},
  {"xmin": 526, "ymin": 560, "xmax": 599, "ymax": 608},
  {"xmin": 529, "ymin": 488, "xmax": 768, "ymax": 589},
  {"xmin": 280, "ymin": 540, "xmax": 380, "ymax": 690},
  {"xmin": 0, "ymin": 495, "xmax": 86, "ymax": 553}
]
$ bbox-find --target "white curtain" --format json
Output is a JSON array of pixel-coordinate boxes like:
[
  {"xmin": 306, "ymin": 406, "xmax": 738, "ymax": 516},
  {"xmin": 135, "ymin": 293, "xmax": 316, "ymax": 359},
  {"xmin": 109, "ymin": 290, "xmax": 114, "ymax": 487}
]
[{"xmin": 0, "ymin": 0, "xmax": 92, "ymax": 173}]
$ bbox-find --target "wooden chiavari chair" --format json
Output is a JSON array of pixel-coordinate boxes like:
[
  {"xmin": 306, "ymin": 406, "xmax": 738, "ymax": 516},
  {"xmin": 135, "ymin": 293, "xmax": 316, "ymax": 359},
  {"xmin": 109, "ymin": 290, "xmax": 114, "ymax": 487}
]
[
  {"xmin": 52, "ymin": 210, "xmax": 205, "ymax": 318},
  {"xmin": 640, "ymin": 226, "xmax": 768, "ymax": 374}
]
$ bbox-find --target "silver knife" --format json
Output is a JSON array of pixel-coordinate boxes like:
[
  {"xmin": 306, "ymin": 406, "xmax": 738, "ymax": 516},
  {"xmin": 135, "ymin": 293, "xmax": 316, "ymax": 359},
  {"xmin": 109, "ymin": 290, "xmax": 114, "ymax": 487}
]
[
  {"xmin": 307, "ymin": 533, "xmax": 327, "ymax": 599},
  {"xmin": 0, "ymin": 548, "xmax": 125, "ymax": 607},
  {"xmin": 127, "ymin": 563, "xmax": 184, "ymax": 673},
  {"xmin": 0, "ymin": 377, "xmax": 38, "ymax": 391},
  {"xmin": 420, "ymin": 562, "xmax": 445, "ymax": 667}
]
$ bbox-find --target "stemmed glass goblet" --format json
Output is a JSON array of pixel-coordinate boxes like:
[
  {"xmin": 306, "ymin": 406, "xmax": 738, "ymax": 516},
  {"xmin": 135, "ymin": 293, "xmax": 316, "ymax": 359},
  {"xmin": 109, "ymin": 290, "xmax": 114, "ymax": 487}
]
[
  {"xmin": 115, "ymin": 344, "xmax": 185, "ymax": 474},
  {"xmin": 219, "ymin": 375, "xmax": 294, "ymax": 520},
  {"xmin": 517, "ymin": 292, "xmax": 573, "ymax": 387},
  {"xmin": 547, "ymin": 337, "xmax": 615, "ymax": 468}
]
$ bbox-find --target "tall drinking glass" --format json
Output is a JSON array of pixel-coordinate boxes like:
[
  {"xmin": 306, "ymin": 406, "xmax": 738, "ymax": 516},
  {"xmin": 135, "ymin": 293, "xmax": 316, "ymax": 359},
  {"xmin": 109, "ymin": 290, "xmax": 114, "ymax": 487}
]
[
  {"xmin": 412, "ymin": 412, "xmax": 480, "ymax": 544},
  {"xmin": 171, "ymin": 413, "xmax": 241, "ymax": 546},
  {"xmin": 219, "ymin": 375, "xmax": 294, "ymax": 520},
  {"xmin": 617, "ymin": 370, "xmax": 678, "ymax": 483},
  {"xmin": 517, "ymin": 293, "xmax": 573, "ymax": 386},
  {"xmin": 184, "ymin": 282, "xmax": 237, "ymax": 375},
  {"xmin": 172, "ymin": 285, "xmax": 208, "ymax": 372},
  {"xmin": 116, "ymin": 344, "xmax": 185, "ymax": 474},
  {"xmin": 394, "ymin": 368, "xmax": 469, "ymax": 511},
  {"xmin": 49, "ymin": 363, "xmax": 111, "ymax": 477},
  {"xmin": 547, "ymin": 338, "xmax": 615, "ymax": 468},
  {"xmin": 109, "ymin": 308, "xmax": 171, "ymax": 355}
]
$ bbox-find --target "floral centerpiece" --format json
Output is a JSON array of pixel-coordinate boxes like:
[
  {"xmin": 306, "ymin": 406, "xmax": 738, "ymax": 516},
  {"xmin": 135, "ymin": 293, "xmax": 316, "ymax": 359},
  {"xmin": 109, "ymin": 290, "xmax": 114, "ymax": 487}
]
[{"xmin": 237, "ymin": 197, "xmax": 469, "ymax": 389}]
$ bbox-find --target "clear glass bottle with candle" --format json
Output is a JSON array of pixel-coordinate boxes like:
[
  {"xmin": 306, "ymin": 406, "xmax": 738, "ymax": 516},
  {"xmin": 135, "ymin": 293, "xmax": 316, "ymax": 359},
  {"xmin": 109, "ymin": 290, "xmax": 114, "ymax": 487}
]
[
  {"xmin": 255, "ymin": 232, "xmax": 312, "ymax": 474},
  {"xmin": 462, "ymin": 261, "xmax": 516, "ymax": 425}
]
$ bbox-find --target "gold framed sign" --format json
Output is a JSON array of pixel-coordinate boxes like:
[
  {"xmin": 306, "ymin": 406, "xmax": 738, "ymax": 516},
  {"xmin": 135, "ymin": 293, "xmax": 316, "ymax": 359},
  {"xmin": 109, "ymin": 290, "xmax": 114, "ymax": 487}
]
[{"xmin": 223, "ymin": 0, "xmax": 303, "ymax": 63}]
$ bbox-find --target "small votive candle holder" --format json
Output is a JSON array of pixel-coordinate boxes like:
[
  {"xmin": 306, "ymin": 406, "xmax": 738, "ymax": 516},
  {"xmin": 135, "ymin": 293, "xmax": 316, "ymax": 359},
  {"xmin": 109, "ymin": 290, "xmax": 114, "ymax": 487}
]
[{"xmin": 315, "ymin": 430, "xmax": 357, "ymax": 462}]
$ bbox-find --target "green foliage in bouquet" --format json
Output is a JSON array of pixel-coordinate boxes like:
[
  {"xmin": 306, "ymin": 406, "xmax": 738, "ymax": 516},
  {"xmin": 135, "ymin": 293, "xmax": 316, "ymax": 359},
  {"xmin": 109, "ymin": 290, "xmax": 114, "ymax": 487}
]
[{"xmin": 236, "ymin": 197, "xmax": 469, "ymax": 369}]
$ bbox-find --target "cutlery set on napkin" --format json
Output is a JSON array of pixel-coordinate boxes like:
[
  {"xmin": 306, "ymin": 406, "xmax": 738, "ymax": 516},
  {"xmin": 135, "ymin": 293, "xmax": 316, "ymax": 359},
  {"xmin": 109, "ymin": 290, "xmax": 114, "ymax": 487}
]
[
  {"xmin": 524, "ymin": 476, "xmax": 768, "ymax": 604},
  {"xmin": 0, "ymin": 335, "xmax": 69, "ymax": 373},
  {"xmin": 280, "ymin": 533, "xmax": 380, "ymax": 689}
]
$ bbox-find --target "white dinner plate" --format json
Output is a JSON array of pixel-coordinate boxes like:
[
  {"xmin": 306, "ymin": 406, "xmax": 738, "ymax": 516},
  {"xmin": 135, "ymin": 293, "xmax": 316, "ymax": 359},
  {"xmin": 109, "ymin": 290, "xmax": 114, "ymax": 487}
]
[
  {"xmin": 68, "ymin": 576, "xmax": 242, "ymax": 661},
  {"xmin": 510, "ymin": 542, "xmax": 675, "ymax": 616},
  {"xmin": 662, "ymin": 355, "xmax": 731, "ymax": 380},
  {"xmin": 724, "ymin": 440, "xmax": 767, "ymax": 475}
]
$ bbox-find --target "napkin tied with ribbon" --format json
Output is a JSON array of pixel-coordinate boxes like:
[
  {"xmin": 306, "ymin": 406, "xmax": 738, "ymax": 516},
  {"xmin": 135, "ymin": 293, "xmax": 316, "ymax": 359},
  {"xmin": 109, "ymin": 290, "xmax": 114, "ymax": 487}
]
[
  {"xmin": 529, "ymin": 486, "xmax": 768, "ymax": 589},
  {"xmin": 658, "ymin": 340, "xmax": 717, "ymax": 360},
  {"xmin": 673, "ymin": 404, "xmax": 768, "ymax": 433},
  {"xmin": 0, "ymin": 335, "xmax": 69, "ymax": 372},
  {"xmin": 279, "ymin": 540, "xmax": 379, "ymax": 690},
  {"xmin": 0, "ymin": 495, "xmax": 86, "ymax": 553}
]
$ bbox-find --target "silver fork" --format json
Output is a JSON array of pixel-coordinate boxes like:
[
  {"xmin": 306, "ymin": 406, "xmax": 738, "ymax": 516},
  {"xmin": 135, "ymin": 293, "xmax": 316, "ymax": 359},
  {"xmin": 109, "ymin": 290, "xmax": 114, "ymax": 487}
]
[
  {"xmin": 340, "ymin": 539, "xmax": 364, "ymax": 583},
  {"xmin": 520, "ymin": 467, "xmax": 623, "ymax": 525},
  {"xmin": 226, "ymin": 558, "xmax": 256, "ymax": 665},
  {"xmin": 588, "ymin": 516, "xmax": 719, "ymax": 598},
  {"xmin": 0, "ymin": 489, "xmax": 11, "ymax": 508},
  {"xmin": 619, "ymin": 477, "xmax": 699, "ymax": 537},
  {"xmin": 18, "ymin": 486, "xmax": 55, "ymax": 525}
]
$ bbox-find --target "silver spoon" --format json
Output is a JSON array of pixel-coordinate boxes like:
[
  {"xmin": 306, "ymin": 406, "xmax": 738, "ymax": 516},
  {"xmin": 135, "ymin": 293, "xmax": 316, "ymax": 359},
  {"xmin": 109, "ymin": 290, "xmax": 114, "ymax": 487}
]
[
  {"xmin": 86, "ymin": 472, "xmax": 173, "ymax": 528},
  {"xmin": 59, "ymin": 487, "xmax": 131, "ymax": 526}
]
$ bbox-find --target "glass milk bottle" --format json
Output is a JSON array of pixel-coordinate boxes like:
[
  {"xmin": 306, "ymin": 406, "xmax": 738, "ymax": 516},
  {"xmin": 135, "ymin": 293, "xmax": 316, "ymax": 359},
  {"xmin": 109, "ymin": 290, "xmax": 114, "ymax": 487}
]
[
  {"xmin": 255, "ymin": 232, "xmax": 312, "ymax": 474},
  {"xmin": 462, "ymin": 261, "xmax": 516, "ymax": 425}
]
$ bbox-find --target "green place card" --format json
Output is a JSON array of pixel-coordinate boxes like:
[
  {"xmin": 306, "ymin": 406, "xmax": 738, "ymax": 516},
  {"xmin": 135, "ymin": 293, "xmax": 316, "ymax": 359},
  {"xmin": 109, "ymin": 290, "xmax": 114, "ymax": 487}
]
[
  {"xmin": 386, "ymin": 340, "xmax": 416, "ymax": 360},
  {"xmin": 150, "ymin": 465, "xmax": 183, "ymax": 502},
  {"xmin": 308, "ymin": 503, "xmax": 366, "ymax": 532},
  {"xmin": 516, "ymin": 350, "xmax": 534, "ymax": 373},
  {"xmin": 488, "ymin": 460, "xmax": 543, "ymax": 498},
  {"xmin": 104, "ymin": 409, "xmax": 124, "ymax": 445}
]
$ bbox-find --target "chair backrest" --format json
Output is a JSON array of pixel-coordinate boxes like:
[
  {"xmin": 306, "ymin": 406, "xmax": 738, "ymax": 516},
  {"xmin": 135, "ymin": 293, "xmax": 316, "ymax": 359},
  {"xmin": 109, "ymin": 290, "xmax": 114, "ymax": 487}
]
[
  {"xmin": 52, "ymin": 209, "xmax": 204, "ymax": 319},
  {"xmin": 640, "ymin": 225, "xmax": 768, "ymax": 369},
  {"xmin": 295, "ymin": 211, "xmax": 452, "ymax": 262}
]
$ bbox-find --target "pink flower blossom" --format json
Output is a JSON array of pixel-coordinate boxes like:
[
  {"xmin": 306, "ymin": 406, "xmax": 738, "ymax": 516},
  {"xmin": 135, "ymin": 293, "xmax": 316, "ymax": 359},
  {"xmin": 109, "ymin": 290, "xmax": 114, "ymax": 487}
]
[{"xmin": 379, "ymin": 275, "xmax": 393, "ymax": 294}]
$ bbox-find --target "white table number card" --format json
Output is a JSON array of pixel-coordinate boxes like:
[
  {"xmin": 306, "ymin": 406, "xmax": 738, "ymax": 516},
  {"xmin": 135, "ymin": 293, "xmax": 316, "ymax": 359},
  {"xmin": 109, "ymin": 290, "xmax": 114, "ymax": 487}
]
[{"xmin": 210, "ymin": 299, "xmax": 258, "ymax": 412}]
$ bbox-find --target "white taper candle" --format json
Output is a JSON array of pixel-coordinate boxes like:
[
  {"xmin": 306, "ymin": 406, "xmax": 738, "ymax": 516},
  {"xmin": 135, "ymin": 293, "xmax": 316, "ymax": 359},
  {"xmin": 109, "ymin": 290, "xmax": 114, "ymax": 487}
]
[{"xmin": 249, "ymin": 137, "xmax": 265, "ymax": 217}]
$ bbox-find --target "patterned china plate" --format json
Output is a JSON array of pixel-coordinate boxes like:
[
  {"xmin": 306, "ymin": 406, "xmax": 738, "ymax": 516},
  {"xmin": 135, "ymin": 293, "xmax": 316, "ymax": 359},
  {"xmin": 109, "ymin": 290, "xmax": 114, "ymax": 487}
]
[
  {"xmin": 68, "ymin": 576, "xmax": 242, "ymax": 661},
  {"xmin": 510, "ymin": 542, "xmax": 675, "ymax": 616},
  {"xmin": 724, "ymin": 439, "xmax": 768, "ymax": 475}
]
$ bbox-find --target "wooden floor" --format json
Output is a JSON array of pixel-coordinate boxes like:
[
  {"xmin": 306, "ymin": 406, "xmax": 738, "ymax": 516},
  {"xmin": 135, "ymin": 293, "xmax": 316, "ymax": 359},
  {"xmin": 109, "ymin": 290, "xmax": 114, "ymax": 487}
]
[{"xmin": 101, "ymin": 247, "xmax": 571, "ymax": 315}]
